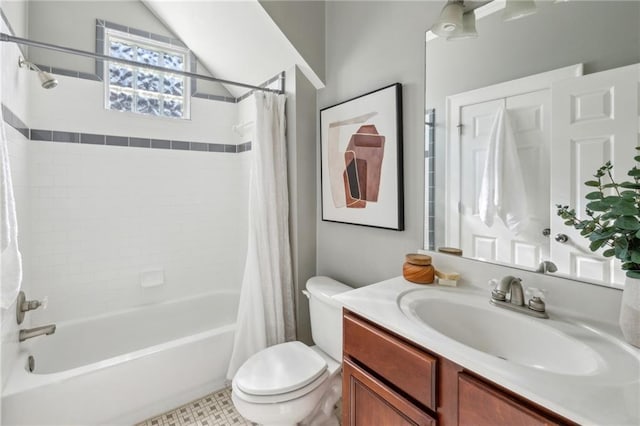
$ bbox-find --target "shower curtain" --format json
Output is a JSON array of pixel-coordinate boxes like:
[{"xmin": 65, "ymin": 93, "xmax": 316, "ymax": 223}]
[
  {"xmin": 226, "ymin": 91, "xmax": 295, "ymax": 380},
  {"xmin": 0, "ymin": 57, "xmax": 23, "ymax": 310}
]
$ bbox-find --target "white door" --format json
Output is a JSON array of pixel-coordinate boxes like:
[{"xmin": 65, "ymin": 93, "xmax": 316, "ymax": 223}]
[
  {"xmin": 445, "ymin": 65, "xmax": 581, "ymax": 267},
  {"xmin": 454, "ymin": 90, "xmax": 550, "ymax": 267},
  {"xmin": 551, "ymin": 64, "xmax": 639, "ymax": 286}
]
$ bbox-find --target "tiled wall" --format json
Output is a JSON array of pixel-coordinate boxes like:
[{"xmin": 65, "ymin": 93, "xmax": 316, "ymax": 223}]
[
  {"xmin": 21, "ymin": 62, "xmax": 253, "ymax": 324},
  {"xmin": 28, "ymin": 141, "xmax": 250, "ymax": 323}
]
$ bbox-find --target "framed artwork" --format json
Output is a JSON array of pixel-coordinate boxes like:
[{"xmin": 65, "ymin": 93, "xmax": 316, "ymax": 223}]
[{"xmin": 320, "ymin": 83, "xmax": 404, "ymax": 230}]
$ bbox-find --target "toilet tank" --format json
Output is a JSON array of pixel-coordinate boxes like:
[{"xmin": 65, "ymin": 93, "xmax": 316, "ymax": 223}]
[{"xmin": 306, "ymin": 276, "xmax": 351, "ymax": 362}]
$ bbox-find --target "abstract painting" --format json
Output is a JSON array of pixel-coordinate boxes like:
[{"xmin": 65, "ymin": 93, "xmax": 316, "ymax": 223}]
[{"xmin": 320, "ymin": 83, "xmax": 404, "ymax": 230}]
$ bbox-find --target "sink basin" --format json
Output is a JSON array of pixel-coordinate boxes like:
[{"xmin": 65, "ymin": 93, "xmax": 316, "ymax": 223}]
[{"xmin": 399, "ymin": 290, "xmax": 604, "ymax": 376}]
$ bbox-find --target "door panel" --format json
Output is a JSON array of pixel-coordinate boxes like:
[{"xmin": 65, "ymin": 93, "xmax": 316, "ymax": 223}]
[
  {"xmin": 455, "ymin": 89, "xmax": 550, "ymax": 267},
  {"xmin": 551, "ymin": 64, "xmax": 639, "ymax": 286}
]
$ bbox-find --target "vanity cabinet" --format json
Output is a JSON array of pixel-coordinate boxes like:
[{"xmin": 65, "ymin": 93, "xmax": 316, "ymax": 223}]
[{"xmin": 342, "ymin": 310, "xmax": 573, "ymax": 426}]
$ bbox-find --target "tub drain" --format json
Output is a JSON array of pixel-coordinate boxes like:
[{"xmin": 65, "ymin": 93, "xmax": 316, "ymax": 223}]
[{"xmin": 27, "ymin": 355, "xmax": 35, "ymax": 372}]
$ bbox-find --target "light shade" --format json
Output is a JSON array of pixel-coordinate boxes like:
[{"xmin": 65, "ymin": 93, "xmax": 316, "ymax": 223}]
[
  {"xmin": 447, "ymin": 10, "xmax": 478, "ymax": 41},
  {"xmin": 431, "ymin": 1, "xmax": 464, "ymax": 38},
  {"xmin": 503, "ymin": 0, "xmax": 537, "ymax": 22}
]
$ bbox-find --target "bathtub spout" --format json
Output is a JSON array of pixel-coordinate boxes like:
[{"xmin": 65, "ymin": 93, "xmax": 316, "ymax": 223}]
[{"xmin": 19, "ymin": 324, "xmax": 56, "ymax": 342}]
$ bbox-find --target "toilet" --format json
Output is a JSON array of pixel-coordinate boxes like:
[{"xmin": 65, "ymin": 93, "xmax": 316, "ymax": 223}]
[{"xmin": 231, "ymin": 276, "xmax": 351, "ymax": 426}]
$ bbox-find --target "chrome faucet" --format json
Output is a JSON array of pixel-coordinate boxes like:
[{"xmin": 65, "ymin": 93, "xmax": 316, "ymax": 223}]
[
  {"xmin": 490, "ymin": 276, "xmax": 548, "ymax": 319},
  {"xmin": 19, "ymin": 324, "xmax": 56, "ymax": 342},
  {"xmin": 535, "ymin": 260, "xmax": 557, "ymax": 274}
]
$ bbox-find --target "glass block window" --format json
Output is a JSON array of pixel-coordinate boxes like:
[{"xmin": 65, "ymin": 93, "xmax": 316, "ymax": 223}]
[{"xmin": 104, "ymin": 29, "xmax": 190, "ymax": 119}]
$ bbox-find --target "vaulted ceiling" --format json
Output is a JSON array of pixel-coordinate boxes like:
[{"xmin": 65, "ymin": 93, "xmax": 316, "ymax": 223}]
[{"xmin": 142, "ymin": 0, "xmax": 324, "ymax": 97}]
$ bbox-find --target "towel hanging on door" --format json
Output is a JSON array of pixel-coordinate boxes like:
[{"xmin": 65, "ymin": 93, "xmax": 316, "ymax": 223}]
[{"xmin": 478, "ymin": 106, "xmax": 530, "ymax": 234}]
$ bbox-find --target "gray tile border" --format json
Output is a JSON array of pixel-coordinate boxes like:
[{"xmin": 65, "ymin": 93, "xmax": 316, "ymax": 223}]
[
  {"xmin": 149, "ymin": 33, "xmax": 172, "ymax": 44},
  {"xmin": 130, "ymin": 137, "xmax": 151, "ymax": 148},
  {"xmin": 190, "ymin": 142, "xmax": 208, "ymax": 152},
  {"xmin": 237, "ymin": 141, "xmax": 252, "ymax": 153},
  {"xmin": 96, "ymin": 25, "xmax": 105, "ymax": 42},
  {"xmin": 80, "ymin": 133, "xmax": 106, "ymax": 145},
  {"xmin": 30, "ymin": 129, "xmax": 52, "ymax": 141},
  {"xmin": 1, "ymin": 103, "xmax": 251, "ymax": 154},
  {"xmin": 171, "ymin": 140, "xmax": 189, "ymax": 150},
  {"xmin": 106, "ymin": 135, "xmax": 129, "ymax": 146},
  {"xmin": 151, "ymin": 139, "xmax": 171, "ymax": 150},
  {"xmin": 129, "ymin": 27, "xmax": 150, "ymax": 39},
  {"xmin": 53, "ymin": 131, "xmax": 80, "ymax": 143},
  {"xmin": 104, "ymin": 21, "xmax": 128, "ymax": 33}
]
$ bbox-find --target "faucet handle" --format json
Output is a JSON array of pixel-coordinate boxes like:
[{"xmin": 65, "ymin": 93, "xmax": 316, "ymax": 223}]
[
  {"xmin": 526, "ymin": 287, "xmax": 548, "ymax": 312},
  {"xmin": 488, "ymin": 279, "xmax": 507, "ymax": 301}
]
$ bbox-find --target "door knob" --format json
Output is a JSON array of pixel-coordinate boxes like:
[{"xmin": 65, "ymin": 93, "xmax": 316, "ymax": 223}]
[
  {"xmin": 542, "ymin": 228, "xmax": 551, "ymax": 237},
  {"xmin": 555, "ymin": 233, "xmax": 569, "ymax": 243}
]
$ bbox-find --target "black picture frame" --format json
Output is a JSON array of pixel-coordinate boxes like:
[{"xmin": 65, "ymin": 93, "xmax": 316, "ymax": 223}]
[{"xmin": 320, "ymin": 83, "xmax": 404, "ymax": 230}]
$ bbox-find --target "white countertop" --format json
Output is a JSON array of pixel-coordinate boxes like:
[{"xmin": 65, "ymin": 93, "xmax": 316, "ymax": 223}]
[{"xmin": 335, "ymin": 276, "xmax": 640, "ymax": 426}]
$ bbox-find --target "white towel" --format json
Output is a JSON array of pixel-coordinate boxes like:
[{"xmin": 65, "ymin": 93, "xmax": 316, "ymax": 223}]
[
  {"xmin": 478, "ymin": 106, "xmax": 529, "ymax": 234},
  {"xmin": 0, "ymin": 85, "xmax": 23, "ymax": 310}
]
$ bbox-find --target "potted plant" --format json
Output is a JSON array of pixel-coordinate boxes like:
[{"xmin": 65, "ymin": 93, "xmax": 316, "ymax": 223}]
[{"xmin": 557, "ymin": 148, "xmax": 640, "ymax": 348}]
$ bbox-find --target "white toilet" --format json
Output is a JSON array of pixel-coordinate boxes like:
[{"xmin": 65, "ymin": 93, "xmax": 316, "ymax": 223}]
[{"xmin": 231, "ymin": 276, "xmax": 351, "ymax": 426}]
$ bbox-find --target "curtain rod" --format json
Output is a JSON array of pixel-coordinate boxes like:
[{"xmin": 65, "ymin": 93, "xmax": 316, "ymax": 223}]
[{"xmin": 0, "ymin": 32, "xmax": 283, "ymax": 94}]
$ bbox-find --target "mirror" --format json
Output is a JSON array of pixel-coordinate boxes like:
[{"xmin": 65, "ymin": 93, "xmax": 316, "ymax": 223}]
[{"xmin": 425, "ymin": 0, "xmax": 640, "ymax": 288}]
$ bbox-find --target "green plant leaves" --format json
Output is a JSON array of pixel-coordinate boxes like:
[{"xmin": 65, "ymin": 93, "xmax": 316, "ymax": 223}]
[
  {"xmin": 585, "ymin": 191, "xmax": 603, "ymax": 200},
  {"xmin": 586, "ymin": 201, "xmax": 609, "ymax": 211},
  {"xmin": 626, "ymin": 270, "xmax": 640, "ymax": 279},
  {"xmin": 628, "ymin": 167, "xmax": 640, "ymax": 177},
  {"xmin": 557, "ymin": 151, "xmax": 640, "ymax": 272},
  {"xmin": 614, "ymin": 216, "xmax": 640, "ymax": 230},
  {"xmin": 620, "ymin": 182, "xmax": 640, "ymax": 189}
]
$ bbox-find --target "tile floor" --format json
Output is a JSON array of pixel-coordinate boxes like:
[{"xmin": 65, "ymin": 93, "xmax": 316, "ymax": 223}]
[{"xmin": 135, "ymin": 387, "xmax": 252, "ymax": 426}]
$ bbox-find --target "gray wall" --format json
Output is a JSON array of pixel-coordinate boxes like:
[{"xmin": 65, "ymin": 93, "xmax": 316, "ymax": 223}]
[
  {"xmin": 286, "ymin": 66, "xmax": 317, "ymax": 344},
  {"xmin": 260, "ymin": 0, "xmax": 325, "ymax": 84},
  {"xmin": 27, "ymin": 0, "xmax": 231, "ymax": 96},
  {"xmin": 317, "ymin": 1, "xmax": 442, "ymax": 287},
  {"xmin": 1, "ymin": 0, "xmax": 27, "ymax": 37},
  {"xmin": 427, "ymin": 1, "xmax": 640, "ymax": 247}
]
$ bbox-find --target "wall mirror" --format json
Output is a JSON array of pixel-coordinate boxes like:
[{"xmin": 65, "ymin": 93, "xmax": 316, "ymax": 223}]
[{"xmin": 425, "ymin": 0, "xmax": 640, "ymax": 288}]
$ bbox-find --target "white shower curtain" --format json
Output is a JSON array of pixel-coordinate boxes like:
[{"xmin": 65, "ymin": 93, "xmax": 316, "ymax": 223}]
[
  {"xmin": 0, "ymin": 57, "xmax": 23, "ymax": 310},
  {"xmin": 226, "ymin": 92, "xmax": 295, "ymax": 380}
]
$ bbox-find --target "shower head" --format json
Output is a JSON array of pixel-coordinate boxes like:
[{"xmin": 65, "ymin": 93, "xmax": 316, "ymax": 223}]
[{"xmin": 18, "ymin": 56, "xmax": 58, "ymax": 89}]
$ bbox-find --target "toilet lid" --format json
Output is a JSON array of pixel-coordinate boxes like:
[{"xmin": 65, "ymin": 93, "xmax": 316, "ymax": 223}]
[{"xmin": 234, "ymin": 341, "xmax": 328, "ymax": 396}]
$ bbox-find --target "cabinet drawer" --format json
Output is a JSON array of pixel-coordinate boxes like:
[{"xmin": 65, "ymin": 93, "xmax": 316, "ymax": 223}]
[
  {"xmin": 343, "ymin": 312, "xmax": 437, "ymax": 410},
  {"xmin": 458, "ymin": 373, "xmax": 562, "ymax": 426},
  {"xmin": 343, "ymin": 358, "xmax": 436, "ymax": 426}
]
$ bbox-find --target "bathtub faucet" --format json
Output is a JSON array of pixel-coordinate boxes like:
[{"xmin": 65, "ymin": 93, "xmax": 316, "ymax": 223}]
[{"xmin": 19, "ymin": 324, "xmax": 56, "ymax": 342}]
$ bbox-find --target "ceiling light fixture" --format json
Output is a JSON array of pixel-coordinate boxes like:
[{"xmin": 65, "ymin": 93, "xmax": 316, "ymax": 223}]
[
  {"xmin": 447, "ymin": 10, "xmax": 478, "ymax": 41},
  {"xmin": 431, "ymin": 1, "xmax": 465, "ymax": 38}
]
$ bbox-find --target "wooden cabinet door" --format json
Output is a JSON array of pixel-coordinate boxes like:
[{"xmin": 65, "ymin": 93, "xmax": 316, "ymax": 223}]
[
  {"xmin": 458, "ymin": 373, "xmax": 562, "ymax": 426},
  {"xmin": 343, "ymin": 358, "xmax": 436, "ymax": 426}
]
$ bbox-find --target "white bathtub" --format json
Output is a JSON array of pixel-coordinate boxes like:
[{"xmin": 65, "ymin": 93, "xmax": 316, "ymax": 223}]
[{"xmin": 1, "ymin": 291, "xmax": 238, "ymax": 425}]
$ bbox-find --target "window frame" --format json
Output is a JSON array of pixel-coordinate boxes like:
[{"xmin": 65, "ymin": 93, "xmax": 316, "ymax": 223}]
[{"xmin": 103, "ymin": 28, "xmax": 192, "ymax": 120}]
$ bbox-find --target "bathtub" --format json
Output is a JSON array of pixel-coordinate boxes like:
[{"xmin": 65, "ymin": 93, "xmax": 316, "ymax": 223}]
[{"xmin": 1, "ymin": 291, "xmax": 238, "ymax": 426}]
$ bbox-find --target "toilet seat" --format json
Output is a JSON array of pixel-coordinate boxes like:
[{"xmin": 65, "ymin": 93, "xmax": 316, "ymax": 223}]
[
  {"xmin": 233, "ymin": 341, "xmax": 329, "ymax": 404},
  {"xmin": 233, "ymin": 370, "xmax": 330, "ymax": 404}
]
